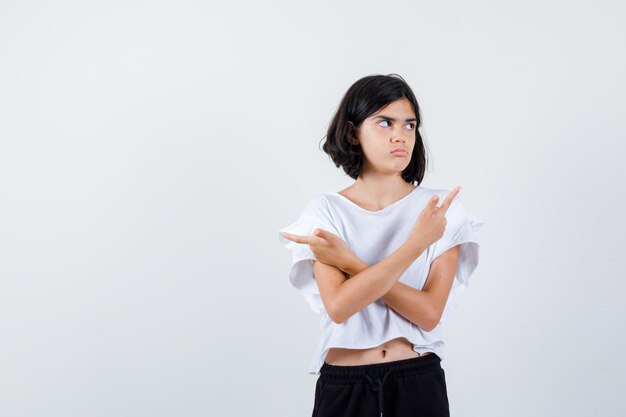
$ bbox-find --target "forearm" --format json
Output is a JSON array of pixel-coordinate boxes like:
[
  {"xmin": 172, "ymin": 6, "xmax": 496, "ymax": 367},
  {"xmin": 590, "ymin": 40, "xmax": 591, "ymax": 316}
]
[
  {"xmin": 332, "ymin": 238, "xmax": 425, "ymax": 323},
  {"xmin": 343, "ymin": 245, "xmax": 434, "ymax": 329},
  {"xmin": 343, "ymin": 237, "xmax": 425, "ymax": 280}
]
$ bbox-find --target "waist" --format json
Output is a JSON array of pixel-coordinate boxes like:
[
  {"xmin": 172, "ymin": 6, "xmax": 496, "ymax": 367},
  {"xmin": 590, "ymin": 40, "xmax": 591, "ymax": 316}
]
[
  {"xmin": 324, "ymin": 336, "xmax": 433, "ymax": 366},
  {"xmin": 320, "ymin": 352, "xmax": 441, "ymax": 383}
]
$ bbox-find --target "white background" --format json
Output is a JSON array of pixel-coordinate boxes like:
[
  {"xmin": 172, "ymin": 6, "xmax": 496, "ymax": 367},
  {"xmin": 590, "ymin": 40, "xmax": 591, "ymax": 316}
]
[{"xmin": 1, "ymin": 1, "xmax": 624, "ymax": 416}]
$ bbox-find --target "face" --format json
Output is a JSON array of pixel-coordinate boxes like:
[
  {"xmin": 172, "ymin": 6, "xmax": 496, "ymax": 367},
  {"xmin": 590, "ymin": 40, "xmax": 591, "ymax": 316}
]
[{"xmin": 351, "ymin": 97, "xmax": 417, "ymax": 176}]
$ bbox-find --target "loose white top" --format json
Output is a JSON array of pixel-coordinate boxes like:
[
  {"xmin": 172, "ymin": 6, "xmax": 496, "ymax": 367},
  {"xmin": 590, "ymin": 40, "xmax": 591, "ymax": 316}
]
[{"xmin": 277, "ymin": 185, "xmax": 485, "ymax": 375}]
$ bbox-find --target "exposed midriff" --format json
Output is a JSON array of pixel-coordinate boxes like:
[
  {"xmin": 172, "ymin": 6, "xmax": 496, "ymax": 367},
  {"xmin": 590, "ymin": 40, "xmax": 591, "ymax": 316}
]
[{"xmin": 324, "ymin": 336, "xmax": 432, "ymax": 366}]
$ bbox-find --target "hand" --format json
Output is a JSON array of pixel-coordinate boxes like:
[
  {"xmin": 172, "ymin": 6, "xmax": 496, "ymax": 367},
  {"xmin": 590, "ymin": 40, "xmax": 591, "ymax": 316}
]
[
  {"xmin": 279, "ymin": 228, "xmax": 353, "ymax": 271},
  {"xmin": 409, "ymin": 185, "xmax": 462, "ymax": 249}
]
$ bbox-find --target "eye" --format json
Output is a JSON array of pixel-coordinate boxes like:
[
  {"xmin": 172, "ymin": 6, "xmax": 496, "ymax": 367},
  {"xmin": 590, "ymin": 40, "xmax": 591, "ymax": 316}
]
[{"xmin": 378, "ymin": 119, "xmax": 415, "ymax": 130}]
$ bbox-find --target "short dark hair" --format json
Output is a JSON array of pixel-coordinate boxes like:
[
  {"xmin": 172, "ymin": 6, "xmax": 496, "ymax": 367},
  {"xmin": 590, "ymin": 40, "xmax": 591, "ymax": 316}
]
[{"xmin": 320, "ymin": 73, "xmax": 428, "ymax": 185}]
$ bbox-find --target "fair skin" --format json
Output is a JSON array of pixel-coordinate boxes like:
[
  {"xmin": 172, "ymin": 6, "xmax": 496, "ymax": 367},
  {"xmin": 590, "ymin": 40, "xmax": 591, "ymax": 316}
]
[{"xmin": 280, "ymin": 97, "xmax": 463, "ymax": 365}]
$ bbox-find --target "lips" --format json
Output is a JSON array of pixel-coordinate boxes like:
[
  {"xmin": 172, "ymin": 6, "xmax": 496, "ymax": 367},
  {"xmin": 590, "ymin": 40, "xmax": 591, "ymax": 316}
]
[{"xmin": 391, "ymin": 148, "xmax": 408, "ymax": 155}]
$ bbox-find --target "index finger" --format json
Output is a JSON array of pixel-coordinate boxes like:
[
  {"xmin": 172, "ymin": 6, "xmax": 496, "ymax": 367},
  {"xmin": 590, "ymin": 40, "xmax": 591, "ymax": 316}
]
[
  {"xmin": 279, "ymin": 231, "xmax": 313, "ymax": 245},
  {"xmin": 437, "ymin": 186, "xmax": 462, "ymax": 214}
]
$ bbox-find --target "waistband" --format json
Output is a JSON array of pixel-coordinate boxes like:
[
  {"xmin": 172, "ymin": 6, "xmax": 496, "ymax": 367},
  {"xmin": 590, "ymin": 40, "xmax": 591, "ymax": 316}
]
[{"xmin": 319, "ymin": 352, "xmax": 441, "ymax": 384}]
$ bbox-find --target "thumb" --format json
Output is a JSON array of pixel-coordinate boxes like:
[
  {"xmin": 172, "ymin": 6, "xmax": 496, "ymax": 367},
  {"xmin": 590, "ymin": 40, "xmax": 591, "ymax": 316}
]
[
  {"xmin": 314, "ymin": 228, "xmax": 334, "ymax": 240},
  {"xmin": 428, "ymin": 194, "xmax": 440, "ymax": 210}
]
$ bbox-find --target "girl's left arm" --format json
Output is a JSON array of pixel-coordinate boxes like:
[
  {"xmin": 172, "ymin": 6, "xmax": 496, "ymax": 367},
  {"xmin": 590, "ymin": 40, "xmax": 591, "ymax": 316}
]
[{"xmin": 342, "ymin": 246, "xmax": 460, "ymax": 332}]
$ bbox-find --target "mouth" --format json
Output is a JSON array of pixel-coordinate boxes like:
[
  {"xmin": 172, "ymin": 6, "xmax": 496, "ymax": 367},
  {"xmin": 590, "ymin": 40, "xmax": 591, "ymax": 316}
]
[{"xmin": 391, "ymin": 150, "xmax": 408, "ymax": 156}]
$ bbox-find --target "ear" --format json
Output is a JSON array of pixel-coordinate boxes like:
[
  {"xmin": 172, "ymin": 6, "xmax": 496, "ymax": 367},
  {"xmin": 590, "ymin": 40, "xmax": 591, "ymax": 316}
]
[{"xmin": 347, "ymin": 121, "xmax": 360, "ymax": 146}]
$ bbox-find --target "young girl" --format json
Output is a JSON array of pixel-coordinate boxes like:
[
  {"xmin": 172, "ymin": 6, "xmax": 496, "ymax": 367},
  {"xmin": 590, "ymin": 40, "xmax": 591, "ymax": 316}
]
[{"xmin": 278, "ymin": 74, "xmax": 484, "ymax": 417}]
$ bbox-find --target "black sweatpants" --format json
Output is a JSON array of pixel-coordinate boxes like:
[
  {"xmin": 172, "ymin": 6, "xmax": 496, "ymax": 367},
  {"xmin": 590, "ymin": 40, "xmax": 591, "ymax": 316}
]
[{"xmin": 312, "ymin": 353, "xmax": 450, "ymax": 417}]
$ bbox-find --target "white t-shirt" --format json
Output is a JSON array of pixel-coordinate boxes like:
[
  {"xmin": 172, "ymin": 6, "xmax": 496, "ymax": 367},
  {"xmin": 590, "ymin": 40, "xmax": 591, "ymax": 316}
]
[{"xmin": 277, "ymin": 185, "xmax": 485, "ymax": 375}]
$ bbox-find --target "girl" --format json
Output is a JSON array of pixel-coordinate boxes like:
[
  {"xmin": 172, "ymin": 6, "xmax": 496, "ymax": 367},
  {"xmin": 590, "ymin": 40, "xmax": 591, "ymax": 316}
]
[{"xmin": 278, "ymin": 73, "xmax": 484, "ymax": 417}]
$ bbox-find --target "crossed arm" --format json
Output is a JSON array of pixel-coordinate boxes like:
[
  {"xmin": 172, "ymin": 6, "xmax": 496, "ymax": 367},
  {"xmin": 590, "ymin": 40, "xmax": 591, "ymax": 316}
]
[{"xmin": 314, "ymin": 244, "xmax": 460, "ymax": 331}]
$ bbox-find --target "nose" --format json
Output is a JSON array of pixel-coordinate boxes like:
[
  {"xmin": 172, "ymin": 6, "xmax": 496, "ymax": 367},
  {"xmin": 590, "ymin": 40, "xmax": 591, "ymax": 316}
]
[
  {"xmin": 391, "ymin": 132, "xmax": 407, "ymax": 142},
  {"xmin": 391, "ymin": 126, "xmax": 408, "ymax": 142}
]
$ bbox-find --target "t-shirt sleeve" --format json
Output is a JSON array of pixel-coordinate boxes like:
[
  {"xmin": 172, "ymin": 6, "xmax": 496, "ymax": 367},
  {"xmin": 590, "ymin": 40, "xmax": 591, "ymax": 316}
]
[
  {"xmin": 277, "ymin": 196, "xmax": 341, "ymax": 314},
  {"xmin": 430, "ymin": 193, "xmax": 485, "ymax": 324}
]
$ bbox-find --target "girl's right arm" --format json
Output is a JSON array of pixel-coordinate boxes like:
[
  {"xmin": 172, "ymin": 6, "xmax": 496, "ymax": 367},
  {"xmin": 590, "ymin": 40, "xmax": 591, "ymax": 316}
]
[
  {"xmin": 314, "ymin": 237, "xmax": 426, "ymax": 324},
  {"xmin": 313, "ymin": 187, "xmax": 461, "ymax": 324}
]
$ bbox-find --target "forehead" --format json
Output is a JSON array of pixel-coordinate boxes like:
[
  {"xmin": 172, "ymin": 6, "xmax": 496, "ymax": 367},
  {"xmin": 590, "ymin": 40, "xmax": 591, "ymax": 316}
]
[{"xmin": 369, "ymin": 98, "xmax": 415, "ymax": 120}]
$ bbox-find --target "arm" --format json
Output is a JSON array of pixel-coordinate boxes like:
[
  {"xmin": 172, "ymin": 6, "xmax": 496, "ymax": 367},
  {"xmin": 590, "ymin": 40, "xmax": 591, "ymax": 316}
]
[
  {"xmin": 307, "ymin": 187, "xmax": 462, "ymax": 325},
  {"xmin": 313, "ymin": 237, "xmax": 427, "ymax": 324},
  {"xmin": 342, "ymin": 245, "xmax": 460, "ymax": 331}
]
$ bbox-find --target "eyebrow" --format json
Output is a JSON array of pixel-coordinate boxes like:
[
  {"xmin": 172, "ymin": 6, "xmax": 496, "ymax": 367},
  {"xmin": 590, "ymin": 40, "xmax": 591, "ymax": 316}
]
[{"xmin": 372, "ymin": 115, "xmax": 417, "ymax": 122}]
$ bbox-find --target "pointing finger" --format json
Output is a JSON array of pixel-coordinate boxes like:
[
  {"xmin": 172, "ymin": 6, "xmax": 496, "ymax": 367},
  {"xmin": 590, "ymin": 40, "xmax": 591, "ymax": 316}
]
[
  {"xmin": 438, "ymin": 186, "xmax": 462, "ymax": 214},
  {"xmin": 279, "ymin": 231, "xmax": 312, "ymax": 245}
]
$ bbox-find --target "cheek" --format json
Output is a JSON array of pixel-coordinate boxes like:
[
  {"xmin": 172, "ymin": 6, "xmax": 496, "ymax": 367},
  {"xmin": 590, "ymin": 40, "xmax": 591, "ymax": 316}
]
[{"xmin": 368, "ymin": 141, "xmax": 389, "ymax": 157}]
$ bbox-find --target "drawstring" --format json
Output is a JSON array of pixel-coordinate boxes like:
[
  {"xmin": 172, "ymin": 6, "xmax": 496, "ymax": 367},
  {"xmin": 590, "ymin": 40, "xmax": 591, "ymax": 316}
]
[{"xmin": 364, "ymin": 369, "xmax": 392, "ymax": 417}]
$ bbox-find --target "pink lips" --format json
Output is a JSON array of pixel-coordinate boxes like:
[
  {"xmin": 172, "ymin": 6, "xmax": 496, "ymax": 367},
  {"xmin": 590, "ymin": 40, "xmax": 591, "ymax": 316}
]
[{"xmin": 391, "ymin": 149, "xmax": 408, "ymax": 156}]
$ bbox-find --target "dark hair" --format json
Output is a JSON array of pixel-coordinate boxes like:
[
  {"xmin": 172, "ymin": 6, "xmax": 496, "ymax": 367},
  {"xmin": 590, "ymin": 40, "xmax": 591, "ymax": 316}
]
[{"xmin": 321, "ymin": 73, "xmax": 428, "ymax": 185}]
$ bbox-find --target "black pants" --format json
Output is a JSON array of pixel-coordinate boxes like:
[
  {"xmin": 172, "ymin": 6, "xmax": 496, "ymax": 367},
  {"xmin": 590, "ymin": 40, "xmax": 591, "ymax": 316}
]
[{"xmin": 312, "ymin": 353, "xmax": 449, "ymax": 417}]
